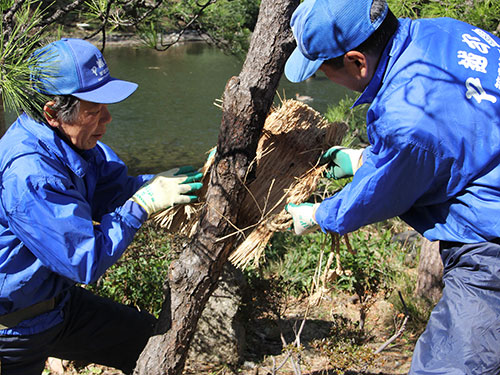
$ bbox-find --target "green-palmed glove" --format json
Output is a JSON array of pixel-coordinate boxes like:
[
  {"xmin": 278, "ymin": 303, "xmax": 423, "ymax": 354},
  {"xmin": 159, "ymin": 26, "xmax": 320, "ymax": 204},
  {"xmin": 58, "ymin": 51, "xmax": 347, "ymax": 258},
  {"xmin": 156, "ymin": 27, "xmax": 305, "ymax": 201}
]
[
  {"xmin": 285, "ymin": 202, "xmax": 320, "ymax": 235},
  {"xmin": 131, "ymin": 166, "xmax": 203, "ymax": 217},
  {"xmin": 320, "ymin": 146, "xmax": 364, "ymax": 179}
]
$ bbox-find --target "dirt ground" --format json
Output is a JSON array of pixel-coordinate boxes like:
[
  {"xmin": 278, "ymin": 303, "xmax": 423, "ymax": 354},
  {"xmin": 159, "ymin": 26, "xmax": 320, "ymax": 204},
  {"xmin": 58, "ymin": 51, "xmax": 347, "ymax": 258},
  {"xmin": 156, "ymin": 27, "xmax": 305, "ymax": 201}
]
[
  {"xmin": 185, "ymin": 293, "xmax": 417, "ymax": 375},
  {"xmin": 46, "ymin": 289, "xmax": 418, "ymax": 375}
]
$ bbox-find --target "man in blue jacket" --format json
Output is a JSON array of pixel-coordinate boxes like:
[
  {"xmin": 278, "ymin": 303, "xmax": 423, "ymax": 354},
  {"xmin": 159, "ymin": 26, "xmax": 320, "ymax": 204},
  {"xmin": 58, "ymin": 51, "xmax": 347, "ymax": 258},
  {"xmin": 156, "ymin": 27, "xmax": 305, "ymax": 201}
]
[
  {"xmin": 285, "ymin": 0, "xmax": 500, "ymax": 373},
  {"xmin": 0, "ymin": 38, "xmax": 202, "ymax": 374}
]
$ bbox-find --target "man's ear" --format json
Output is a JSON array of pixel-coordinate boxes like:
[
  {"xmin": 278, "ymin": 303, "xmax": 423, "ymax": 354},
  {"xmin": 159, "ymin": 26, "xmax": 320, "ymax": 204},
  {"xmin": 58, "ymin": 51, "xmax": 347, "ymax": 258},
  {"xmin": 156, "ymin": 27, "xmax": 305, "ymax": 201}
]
[
  {"xmin": 344, "ymin": 51, "xmax": 369, "ymax": 79},
  {"xmin": 43, "ymin": 102, "xmax": 59, "ymax": 128}
]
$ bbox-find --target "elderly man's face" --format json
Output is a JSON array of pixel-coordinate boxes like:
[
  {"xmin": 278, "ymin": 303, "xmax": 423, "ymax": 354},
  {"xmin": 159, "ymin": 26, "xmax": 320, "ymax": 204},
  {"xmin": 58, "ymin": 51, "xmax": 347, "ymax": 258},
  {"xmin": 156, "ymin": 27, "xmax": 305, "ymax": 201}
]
[{"xmin": 46, "ymin": 100, "xmax": 112, "ymax": 150}]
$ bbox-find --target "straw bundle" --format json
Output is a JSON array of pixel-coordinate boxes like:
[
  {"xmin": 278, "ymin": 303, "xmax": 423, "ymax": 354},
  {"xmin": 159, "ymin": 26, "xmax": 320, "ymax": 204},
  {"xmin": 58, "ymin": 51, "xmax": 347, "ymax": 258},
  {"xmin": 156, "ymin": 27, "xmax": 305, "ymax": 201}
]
[{"xmin": 153, "ymin": 99, "xmax": 346, "ymax": 268}]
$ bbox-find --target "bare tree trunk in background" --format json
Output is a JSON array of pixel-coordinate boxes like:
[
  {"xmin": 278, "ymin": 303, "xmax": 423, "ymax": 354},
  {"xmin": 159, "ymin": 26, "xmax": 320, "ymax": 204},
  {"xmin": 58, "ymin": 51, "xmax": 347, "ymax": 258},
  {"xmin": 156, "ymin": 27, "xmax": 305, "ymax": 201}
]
[
  {"xmin": 134, "ymin": 1, "xmax": 299, "ymax": 374},
  {"xmin": 415, "ymin": 238, "xmax": 443, "ymax": 303},
  {"xmin": 0, "ymin": 93, "xmax": 6, "ymax": 137}
]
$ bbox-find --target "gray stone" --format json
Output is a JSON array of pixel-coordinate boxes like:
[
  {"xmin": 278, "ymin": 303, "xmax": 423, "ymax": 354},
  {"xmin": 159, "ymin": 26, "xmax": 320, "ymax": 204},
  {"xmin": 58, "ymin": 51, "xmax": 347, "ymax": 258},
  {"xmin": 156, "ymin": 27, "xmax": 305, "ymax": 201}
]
[{"xmin": 188, "ymin": 263, "xmax": 246, "ymax": 365}]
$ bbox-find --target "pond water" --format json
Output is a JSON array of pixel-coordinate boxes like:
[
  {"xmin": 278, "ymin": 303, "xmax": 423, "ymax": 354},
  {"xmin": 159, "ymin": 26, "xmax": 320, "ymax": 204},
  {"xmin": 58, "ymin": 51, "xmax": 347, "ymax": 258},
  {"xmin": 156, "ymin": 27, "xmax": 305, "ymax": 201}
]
[{"xmin": 6, "ymin": 42, "xmax": 352, "ymax": 175}]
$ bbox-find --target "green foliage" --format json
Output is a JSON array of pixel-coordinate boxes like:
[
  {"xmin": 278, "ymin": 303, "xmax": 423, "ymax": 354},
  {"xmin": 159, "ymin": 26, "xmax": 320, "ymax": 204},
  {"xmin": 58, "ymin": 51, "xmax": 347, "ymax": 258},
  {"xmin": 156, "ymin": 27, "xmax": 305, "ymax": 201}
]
[
  {"xmin": 387, "ymin": 268, "xmax": 433, "ymax": 336},
  {"xmin": 386, "ymin": 0, "xmax": 422, "ymax": 19},
  {"xmin": 258, "ymin": 221, "xmax": 402, "ymax": 304},
  {"xmin": 88, "ymin": 222, "xmax": 174, "ymax": 317},
  {"xmin": 462, "ymin": 1, "xmax": 500, "ymax": 33},
  {"xmin": 197, "ymin": 0, "xmax": 260, "ymax": 57},
  {"xmin": 0, "ymin": 0, "xmax": 50, "ymax": 119},
  {"xmin": 334, "ymin": 229, "xmax": 398, "ymax": 303},
  {"xmin": 257, "ymin": 230, "xmax": 329, "ymax": 297},
  {"xmin": 139, "ymin": 20, "xmax": 160, "ymax": 49},
  {"xmin": 387, "ymin": 0, "xmax": 500, "ymax": 34},
  {"xmin": 83, "ymin": 0, "xmax": 119, "ymax": 32},
  {"xmin": 141, "ymin": 0, "xmax": 260, "ymax": 57},
  {"xmin": 83, "ymin": 0, "xmax": 157, "ymax": 34},
  {"xmin": 324, "ymin": 96, "xmax": 369, "ymax": 148}
]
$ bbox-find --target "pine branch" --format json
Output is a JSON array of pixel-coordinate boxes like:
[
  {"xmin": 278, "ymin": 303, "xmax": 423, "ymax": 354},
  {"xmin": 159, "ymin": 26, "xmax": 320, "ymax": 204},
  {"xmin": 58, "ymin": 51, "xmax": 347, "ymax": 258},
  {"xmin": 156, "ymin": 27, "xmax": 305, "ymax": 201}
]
[{"xmin": 39, "ymin": 0, "xmax": 88, "ymax": 27}]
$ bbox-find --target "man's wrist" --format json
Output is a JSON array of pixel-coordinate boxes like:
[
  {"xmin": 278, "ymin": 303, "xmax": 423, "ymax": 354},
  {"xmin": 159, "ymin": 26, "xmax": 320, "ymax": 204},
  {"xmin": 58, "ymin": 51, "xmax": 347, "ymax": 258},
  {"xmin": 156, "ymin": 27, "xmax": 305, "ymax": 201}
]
[
  {"xmin": 312, "ymin": 202, "xmax": 320, "ymax": 223},
  {"xmin": 129, "ymin": 196, "xmax": 151, "ymax": 218},
  {"xmin": 122, "ymin": 199, "xmax": 149, "ymax": 227}
]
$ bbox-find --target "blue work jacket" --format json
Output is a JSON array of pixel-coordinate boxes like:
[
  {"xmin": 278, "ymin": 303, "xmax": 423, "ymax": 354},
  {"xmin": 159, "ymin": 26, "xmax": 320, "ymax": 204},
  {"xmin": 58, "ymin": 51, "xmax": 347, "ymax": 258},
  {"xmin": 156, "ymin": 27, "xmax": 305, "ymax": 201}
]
[
  {"xmin": 0, "ymin": 114, "xmax": 152, "ymax": 335},
  {"xmin": 315, "ymin": 17, "xmax": 500, "ymax": 243}
]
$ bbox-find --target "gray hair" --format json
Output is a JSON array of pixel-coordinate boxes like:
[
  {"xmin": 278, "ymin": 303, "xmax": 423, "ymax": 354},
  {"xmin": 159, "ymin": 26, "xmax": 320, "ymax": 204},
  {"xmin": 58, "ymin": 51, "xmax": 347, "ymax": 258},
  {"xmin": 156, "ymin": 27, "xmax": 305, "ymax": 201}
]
[
  {"xmin": 49, "ymin": 95, "xmax": 81, "ymax": 124},
  {"xmin": 370, "ymin": 0, "xmax": 387, "ymax": 23}
]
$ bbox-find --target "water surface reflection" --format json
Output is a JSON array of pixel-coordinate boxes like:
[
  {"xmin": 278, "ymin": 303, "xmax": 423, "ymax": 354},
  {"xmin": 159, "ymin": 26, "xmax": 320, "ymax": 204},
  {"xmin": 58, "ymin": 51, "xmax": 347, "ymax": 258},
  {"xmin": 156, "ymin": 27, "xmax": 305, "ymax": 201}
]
[{"xmin": 6, "ymin": 42, "xmax": 352, "ymax": 175}]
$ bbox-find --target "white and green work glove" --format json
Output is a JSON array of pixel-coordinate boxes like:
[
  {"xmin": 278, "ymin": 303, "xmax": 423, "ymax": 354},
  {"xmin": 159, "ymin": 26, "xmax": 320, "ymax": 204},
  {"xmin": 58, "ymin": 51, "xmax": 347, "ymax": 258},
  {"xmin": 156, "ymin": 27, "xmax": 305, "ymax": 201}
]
[
  {"xmin": 320, "ymin": 146, "xmax": 364, "ymax": 180},
  {"xmin": 130, "ymin": 166, "xmax": 203, "ymax": 217},
  {"xmin": 285, "ymin": 202, "xmax": 320, "ymax": 235}
]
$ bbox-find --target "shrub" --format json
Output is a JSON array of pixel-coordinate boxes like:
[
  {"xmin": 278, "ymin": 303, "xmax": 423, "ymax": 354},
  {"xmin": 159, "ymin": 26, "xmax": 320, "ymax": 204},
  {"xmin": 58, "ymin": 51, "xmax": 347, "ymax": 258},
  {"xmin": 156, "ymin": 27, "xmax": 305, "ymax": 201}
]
[
  {"xmin": 89, "ymin": 222, "xmax": 174, "ymax": 317},
  {"xmin": 387, "ymin": 0, "xmax": 500, "ymax": 34},
  {"xmin": 324, "ymin": 97, "xmax": 369, "ymax": 148}
]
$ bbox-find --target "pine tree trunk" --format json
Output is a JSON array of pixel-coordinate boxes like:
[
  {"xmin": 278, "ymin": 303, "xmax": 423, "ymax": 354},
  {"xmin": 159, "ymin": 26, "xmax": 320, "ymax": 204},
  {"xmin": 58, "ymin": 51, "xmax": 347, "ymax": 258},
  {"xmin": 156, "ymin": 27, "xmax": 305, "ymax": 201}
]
[
  {"xmin": 0, "ymin": 93, "xmax": 6, "ymax": 137},
  {"xmin": 134, "ymin": 1, "xmax": 299, "ymax": 374},
  {"xmin": 415, "ymin": 238, "xmax": 443, "ymax": 303}
]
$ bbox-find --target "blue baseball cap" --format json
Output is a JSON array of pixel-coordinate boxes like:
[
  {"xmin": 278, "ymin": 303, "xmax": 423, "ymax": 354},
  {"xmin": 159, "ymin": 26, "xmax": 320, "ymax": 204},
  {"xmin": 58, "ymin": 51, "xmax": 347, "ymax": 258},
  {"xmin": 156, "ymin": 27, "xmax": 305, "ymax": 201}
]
[
  {"xmin": 285, "ymin": 0, "xmax": 388, "ymax": 83},
  {"xmin": 31, "ymin": 38, "xmax": 137, "ymax": 103}
]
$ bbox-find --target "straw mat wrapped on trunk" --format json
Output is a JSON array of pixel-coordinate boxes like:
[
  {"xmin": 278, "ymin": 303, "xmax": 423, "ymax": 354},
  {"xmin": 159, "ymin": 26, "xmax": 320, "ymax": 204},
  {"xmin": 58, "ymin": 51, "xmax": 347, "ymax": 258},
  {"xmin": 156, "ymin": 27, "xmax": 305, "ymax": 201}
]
[{"xmin": 153, "ymin": 99, "xmax": 346, "ymax": 268}]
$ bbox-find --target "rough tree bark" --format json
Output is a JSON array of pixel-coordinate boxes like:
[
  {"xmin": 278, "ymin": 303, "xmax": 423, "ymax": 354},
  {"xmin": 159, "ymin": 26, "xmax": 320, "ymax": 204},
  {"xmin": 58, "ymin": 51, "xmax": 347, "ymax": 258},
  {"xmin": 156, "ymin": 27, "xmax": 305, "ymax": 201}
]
[
  {"xmin": 415, "ymin": 238, "xmax": 443, "ymax": 303},
  {"xmin": 134, "ymin": 0, "xmax": 299, "ymax": 374}
]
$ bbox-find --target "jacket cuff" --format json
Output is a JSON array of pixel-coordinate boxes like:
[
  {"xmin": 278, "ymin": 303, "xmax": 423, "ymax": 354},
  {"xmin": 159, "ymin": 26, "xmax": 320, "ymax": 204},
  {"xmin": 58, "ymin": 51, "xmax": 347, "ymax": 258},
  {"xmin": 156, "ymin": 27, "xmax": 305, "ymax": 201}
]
[{"xmin": 118, "ymin": 199, "xmax": 148, "ymax": 228}]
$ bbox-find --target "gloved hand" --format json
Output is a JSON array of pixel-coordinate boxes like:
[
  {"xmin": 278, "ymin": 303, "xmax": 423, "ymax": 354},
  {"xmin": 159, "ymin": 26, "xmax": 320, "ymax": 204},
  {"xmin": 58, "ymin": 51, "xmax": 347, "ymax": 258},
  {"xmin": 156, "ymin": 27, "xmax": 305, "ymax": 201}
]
[
  {"xmin": 130, "ymin": 166, "xmax": 203, "ymax": 217},
  {"xmin": 285, "ymin": 202, "xmax": 320, "ymax": 235},
  {"xmin": 320, "ymin": 146, "xmax": 364, "ymax": 179}
]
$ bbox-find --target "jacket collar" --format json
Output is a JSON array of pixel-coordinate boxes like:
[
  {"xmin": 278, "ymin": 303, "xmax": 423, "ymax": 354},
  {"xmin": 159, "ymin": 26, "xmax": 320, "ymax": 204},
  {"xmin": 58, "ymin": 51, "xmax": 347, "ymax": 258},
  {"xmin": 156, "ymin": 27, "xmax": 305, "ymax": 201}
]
[{"xmin": 18, "ymin": 113, "xmax": 96, "ymax": 178}]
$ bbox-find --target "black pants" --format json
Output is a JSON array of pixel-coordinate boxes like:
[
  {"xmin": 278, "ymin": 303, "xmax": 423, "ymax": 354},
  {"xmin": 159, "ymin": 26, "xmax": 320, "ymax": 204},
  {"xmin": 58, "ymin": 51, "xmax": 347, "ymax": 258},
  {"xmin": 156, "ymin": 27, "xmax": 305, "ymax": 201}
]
[
  {"xmin": 410, "ymin": 240, "xmax": 500, "ymax": 374},
  {"xmin": 0, "ymin": 286, "xmax": 157, "ymax": 375}
]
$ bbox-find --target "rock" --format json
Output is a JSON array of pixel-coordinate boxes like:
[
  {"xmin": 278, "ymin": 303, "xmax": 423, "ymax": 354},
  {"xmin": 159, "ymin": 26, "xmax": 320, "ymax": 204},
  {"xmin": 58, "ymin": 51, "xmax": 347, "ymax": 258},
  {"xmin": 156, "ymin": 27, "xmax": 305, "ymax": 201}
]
[
  {"xmin": 46, "ymin": 357, "xmax": 65, "ymax": 374},
  {"xmin": 188, "ymin": 263, "xmax": 246, "ymax": 366}
]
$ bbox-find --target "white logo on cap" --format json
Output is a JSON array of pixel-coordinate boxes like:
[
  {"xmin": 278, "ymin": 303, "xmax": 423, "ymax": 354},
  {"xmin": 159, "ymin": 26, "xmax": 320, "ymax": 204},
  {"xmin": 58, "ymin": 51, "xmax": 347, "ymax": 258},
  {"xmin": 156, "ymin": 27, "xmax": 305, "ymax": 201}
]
[
  {"xmin": 96, "ymin": 57, "xmax": 106, "ymax": 69},
  {"xmin": 90, "ymin": 56, "xmax": 109, "ymax": 81}
]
